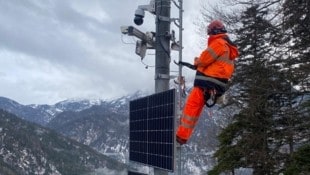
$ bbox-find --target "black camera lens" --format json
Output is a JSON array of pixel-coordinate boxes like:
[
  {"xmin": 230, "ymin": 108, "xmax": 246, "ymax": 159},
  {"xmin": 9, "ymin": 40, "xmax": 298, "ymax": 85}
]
[{"xmin": 134, "ymin": 15, "xmax": 144, "ymax": 25}]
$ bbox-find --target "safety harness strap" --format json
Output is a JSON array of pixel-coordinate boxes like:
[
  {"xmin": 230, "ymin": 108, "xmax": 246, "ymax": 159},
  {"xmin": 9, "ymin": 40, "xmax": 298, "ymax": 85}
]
[{"xmin": 195, "ymin": 75, "xmax": 228, "ymax": 88}]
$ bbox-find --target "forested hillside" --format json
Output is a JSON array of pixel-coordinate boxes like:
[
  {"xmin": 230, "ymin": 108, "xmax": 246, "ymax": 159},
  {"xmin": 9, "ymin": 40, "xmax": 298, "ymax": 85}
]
[{"xmin": 0, "ymin": 109, "xmax": 127, "ymax": 175}]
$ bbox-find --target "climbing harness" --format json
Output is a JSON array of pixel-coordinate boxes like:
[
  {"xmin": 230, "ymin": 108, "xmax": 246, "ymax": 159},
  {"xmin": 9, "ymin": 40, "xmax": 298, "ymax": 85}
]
[{"xmin": 174, "ymin": 60, "xmax": 221, "ymax": 108}]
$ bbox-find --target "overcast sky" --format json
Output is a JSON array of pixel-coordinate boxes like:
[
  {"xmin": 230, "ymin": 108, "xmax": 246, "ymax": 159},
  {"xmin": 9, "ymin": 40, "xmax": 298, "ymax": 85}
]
[{"xmin": 0, "ymin": 0, "xmax": 209, "ymax": 105}]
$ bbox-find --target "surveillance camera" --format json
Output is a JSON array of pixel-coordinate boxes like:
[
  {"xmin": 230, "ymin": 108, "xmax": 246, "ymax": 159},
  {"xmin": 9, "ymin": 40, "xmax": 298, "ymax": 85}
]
[
  {"xmin": 134, "ymin": 8, "xmax": 145, "ymax": 25},
  {"xmin": 133, "ymin": 1, "xmax": 155, "ymax": 26},
  {"xmin": 120, "ymin": 26, "xmax": 129, "ymax": 34}
]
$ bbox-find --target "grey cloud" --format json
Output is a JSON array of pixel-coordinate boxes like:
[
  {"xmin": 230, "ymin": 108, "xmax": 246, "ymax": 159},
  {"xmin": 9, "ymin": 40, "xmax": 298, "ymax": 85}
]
[
  {"xmin": 0, "ymin": 2, "xmax": 87, "ymax": 64},
  {"xmin": 0, "ymin": 0, "xmax": 200, "ymax": 104}
]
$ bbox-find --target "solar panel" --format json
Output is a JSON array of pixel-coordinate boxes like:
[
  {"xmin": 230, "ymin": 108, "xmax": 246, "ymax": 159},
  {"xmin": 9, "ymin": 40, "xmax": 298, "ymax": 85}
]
[{"xmin": 129, "ymin": 89, "xmax": 176, "ymax": 171}]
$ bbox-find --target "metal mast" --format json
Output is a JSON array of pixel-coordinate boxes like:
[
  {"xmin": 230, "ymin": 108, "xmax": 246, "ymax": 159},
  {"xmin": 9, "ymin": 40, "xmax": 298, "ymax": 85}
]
[
  {"xmin": 154, "ymin": 2, "xmax": 170, "ymax": 174},
  {"xmin": 155, "ymin": 0, "xmax": 171, "ymax": 94}
]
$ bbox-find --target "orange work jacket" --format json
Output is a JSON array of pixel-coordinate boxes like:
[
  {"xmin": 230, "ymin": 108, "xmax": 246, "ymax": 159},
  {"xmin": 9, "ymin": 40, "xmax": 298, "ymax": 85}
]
[{"xmin": 194, "ymin": 34, "xmax": 239, "ymax": 79}]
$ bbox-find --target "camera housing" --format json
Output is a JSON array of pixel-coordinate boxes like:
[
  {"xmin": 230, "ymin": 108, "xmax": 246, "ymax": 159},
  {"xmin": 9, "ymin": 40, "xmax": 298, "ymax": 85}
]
[
  {"xmin": 134, "ymin": 8, "xmax": 145, "ymax": 26},
  {"xmin": 133, "ymin": 0, "xmax": 155, "ymax": 26}
]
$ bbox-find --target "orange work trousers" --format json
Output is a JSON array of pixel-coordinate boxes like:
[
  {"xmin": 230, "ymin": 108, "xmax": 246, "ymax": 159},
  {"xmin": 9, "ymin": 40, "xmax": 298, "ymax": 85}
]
[{"xmin": 176, "ymin": 87, "xmax": 205, "ymax": 141}]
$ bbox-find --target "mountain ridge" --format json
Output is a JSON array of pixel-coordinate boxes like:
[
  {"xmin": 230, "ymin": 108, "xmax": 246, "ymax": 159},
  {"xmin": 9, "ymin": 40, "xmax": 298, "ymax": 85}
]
[
  {"xmin": 0, "ymin": 90, "xmax": 146, "ymax": 125},
  {"xmin": 0, "ymin": 90, "xmax": 228, "ymax": 174},
  {"xmin": 0, "ymin": 109, "xmax": 127, "ymax": 175}
]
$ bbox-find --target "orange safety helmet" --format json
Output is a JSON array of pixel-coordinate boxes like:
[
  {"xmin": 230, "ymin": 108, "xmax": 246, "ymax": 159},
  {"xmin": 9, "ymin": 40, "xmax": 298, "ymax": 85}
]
[{"xmin": 207, "ymin": 20, "xmax": 227, "ymax": 35}]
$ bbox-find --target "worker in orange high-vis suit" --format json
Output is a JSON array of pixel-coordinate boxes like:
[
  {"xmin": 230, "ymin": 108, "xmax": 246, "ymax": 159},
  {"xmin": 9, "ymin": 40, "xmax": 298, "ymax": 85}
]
[{"xmin": 176, "ymin": 20, "xmax": 239, "ymax": 145}]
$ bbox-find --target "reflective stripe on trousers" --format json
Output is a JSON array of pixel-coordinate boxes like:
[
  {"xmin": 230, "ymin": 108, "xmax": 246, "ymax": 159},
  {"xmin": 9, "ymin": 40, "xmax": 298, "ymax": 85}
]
[{"xmin": 176, "ymin": 87, "xmax": 205, "ymax": 140}]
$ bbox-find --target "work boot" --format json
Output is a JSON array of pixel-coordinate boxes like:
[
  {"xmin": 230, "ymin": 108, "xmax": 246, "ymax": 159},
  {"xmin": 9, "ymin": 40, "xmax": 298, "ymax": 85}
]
[{"xmin": 176, "ymin": 136, "xmax": 187, "ymax": 145}]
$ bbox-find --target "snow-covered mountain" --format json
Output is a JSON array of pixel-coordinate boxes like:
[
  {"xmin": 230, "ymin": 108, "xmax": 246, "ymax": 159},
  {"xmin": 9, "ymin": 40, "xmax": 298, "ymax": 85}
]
[
  {"xmin": 0, "ymin": 91, "xmax": 145, "ymax": 125},
  {"xmin": 0, "ymin": 90, "xmax": 231, "ymax": 174},
  {"xmin": 0, "ymin": 109, "xmax": 127, "ymax": 175},
  {"xmin": 0, "ymin": 97, "xmax": 52, "ymax": 125}
]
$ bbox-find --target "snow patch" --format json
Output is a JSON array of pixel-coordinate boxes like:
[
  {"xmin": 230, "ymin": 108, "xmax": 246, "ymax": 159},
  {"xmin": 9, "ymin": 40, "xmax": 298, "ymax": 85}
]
[{"xmin": 93, "ymin": 167, "xmax": 127, "ymax": 175}]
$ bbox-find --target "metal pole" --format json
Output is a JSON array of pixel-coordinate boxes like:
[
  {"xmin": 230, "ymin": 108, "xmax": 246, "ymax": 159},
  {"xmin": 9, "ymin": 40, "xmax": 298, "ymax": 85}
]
[
  {"xmin": 178, "ymin": 1, "xmax": 183, "ymax": 90},
  {"xmin": 176, "ymin": 1, "xmax": 183, "ymax": 174},
  {"xmin": 155, "ymin": 0, "xmax": 171, "ymax": 93},
  {"xmin": 154, "ymin": 0, "xmax": 170, "ymax": 175},
  {"xmin": 177, "ymin": 0, "xmax": 183, "ymax": 173}
]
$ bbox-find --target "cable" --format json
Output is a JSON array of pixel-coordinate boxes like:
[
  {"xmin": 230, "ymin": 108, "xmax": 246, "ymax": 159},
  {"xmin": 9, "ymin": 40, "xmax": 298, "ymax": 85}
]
[{"xmin": 141, "ymin": 59, "xmax": 155, "ymax": 69}]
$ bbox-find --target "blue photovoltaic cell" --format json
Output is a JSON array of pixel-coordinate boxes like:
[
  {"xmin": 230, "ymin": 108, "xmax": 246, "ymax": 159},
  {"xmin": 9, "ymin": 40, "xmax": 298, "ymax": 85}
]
[{"xmin": 129, "ymin": 89, "xmax": 175, "ymax": 171}]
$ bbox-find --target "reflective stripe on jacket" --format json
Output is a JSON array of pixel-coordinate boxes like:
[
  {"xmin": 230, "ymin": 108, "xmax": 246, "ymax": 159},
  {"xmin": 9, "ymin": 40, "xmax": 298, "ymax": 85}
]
[{"xmin": 194, "ymin": 34, "xmax": 239, "ymax": 79}]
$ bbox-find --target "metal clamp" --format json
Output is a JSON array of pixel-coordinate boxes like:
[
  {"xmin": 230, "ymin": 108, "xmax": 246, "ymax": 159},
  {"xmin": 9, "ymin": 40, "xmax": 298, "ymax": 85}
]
[
  {"xmin": 155, "ymin": 73, "xmax": 171, "ymax": 79},
  {"xmin": 158, "ymin": 15, "xmax": 171, "ymax": 22}
]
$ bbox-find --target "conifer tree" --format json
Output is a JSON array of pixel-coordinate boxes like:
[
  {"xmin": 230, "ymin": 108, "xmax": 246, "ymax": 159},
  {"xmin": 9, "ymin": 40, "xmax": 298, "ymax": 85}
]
[
  {"xmin": 280, "ymin": 0, "xmax": 310, "ymax": 172},
  {"xmin": 284, "ymin": 144, "xmax": 310, "ymax": 175},
  {"xmin": 208, "ymin": 2, "xmax": 283, "ymax": 174},
  {"xmin": 196, "ymin": 0, "xmax": 309, "ymax": 174},
  {"xmin": 282, "ymin": 0, "xmax": 310, "ymax": 90}
]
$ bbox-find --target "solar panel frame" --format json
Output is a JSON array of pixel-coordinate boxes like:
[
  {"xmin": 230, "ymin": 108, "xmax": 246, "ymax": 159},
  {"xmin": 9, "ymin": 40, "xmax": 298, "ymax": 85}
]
[{"xmin": 129, "ymin": 89, "xmax": 176, "ymax": 172}]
